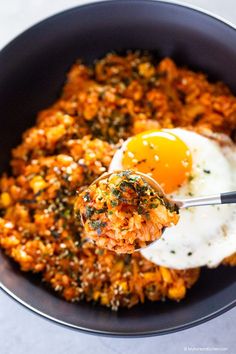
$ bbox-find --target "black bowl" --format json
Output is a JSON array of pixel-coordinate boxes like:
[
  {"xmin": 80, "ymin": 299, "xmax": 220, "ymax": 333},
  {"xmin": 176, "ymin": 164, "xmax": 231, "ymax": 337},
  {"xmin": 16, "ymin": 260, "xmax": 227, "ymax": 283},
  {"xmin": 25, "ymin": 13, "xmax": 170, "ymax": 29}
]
[{"xmin": 0, "ymin": 0, "xmax": 235, "ymax": 337}]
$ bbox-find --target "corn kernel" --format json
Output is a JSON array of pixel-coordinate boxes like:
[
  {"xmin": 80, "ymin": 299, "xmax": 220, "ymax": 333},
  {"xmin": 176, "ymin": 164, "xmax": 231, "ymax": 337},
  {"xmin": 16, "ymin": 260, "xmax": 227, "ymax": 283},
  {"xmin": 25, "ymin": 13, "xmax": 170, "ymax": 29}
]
[
  {"xmin": 93, "ymin": 291, "xmax": 101, "ymax": 301},
  {"xmin": 168, "ymin": 285, "xmax": 186, "ymax": 300},
  {"xmin": 138, "ymin": 62, "xmax": 155, "ymax": 78},
  {"xmin": 46, "ymin": 125, "xmax": 66, "ymax": 142},
  {"xmin": 101, "ymin": 294, "xmax": 109, "ymax": 305},
  {"xmin": 143, "ymin": 272, "xmax": 156, "ymax": 282},
  {"xmin": 29, "ymin": 176, "xmax": 47, "ymax": 194},
  {"xmin": 119, "ymin": 281, "xmax": 128, "ymax": 292},
  {"xmin": 160, "ymin": 266, "xmax": 172, "ymax": 283},
  {"xmin": 0, "ymin": 192, "xmax": 12, "ymax": 207}
]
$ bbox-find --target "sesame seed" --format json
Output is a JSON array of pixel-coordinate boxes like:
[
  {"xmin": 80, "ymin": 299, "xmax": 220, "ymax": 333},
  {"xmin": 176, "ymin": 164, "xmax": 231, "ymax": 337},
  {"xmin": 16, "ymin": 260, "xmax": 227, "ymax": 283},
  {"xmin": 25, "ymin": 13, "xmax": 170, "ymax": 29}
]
[{"xmin": 128, "ymin": 151, "xmax": 135, "ymax": 158}]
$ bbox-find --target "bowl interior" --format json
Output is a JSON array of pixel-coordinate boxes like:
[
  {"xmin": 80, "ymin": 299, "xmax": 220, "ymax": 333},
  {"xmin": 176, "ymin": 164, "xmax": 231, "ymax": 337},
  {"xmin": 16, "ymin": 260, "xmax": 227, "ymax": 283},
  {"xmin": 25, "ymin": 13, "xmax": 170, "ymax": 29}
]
[{"xmin": 0, "ymin": 0, "xmax": 235, "ymax": 336}]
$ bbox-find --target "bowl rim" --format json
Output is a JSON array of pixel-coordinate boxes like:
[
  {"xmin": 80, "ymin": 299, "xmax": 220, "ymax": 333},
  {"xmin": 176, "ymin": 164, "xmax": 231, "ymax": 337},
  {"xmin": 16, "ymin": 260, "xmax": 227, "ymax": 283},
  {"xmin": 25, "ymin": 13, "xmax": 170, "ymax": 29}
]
[
  {"xmin": 0, "ymin": 0, "xmax": 236, "ymax": 337},
  {"xmin": 0, "ymin": 0, "xmax": 236, "ymax": 54},
  {"xmin": 1, "ymin": 281, "xmax": 236, "ymax": 337}
]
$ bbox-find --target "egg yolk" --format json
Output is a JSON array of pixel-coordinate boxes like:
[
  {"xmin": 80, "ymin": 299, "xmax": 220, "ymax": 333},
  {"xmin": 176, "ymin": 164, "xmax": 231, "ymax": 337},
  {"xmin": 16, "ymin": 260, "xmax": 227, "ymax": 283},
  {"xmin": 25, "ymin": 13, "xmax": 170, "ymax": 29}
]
[{"xmin": 122, "ymin": 130, "xmax": 192, "ymax": 193}]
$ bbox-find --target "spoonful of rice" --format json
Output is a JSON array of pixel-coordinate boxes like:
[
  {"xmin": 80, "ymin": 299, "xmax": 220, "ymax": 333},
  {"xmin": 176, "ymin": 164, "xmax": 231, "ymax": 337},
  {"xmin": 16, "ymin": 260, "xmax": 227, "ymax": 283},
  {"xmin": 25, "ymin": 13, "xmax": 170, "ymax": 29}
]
[{"xmin": 74, "ymin": 170, "xmax": 236, "ymax": 254}]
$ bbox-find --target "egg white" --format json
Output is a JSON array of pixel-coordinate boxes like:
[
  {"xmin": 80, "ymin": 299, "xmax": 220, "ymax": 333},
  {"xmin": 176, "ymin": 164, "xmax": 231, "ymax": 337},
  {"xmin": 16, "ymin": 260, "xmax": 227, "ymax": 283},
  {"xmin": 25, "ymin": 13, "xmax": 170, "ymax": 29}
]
[{"xmin": 110, "ymin": 128, "xmax": 236, "ymax": 269}]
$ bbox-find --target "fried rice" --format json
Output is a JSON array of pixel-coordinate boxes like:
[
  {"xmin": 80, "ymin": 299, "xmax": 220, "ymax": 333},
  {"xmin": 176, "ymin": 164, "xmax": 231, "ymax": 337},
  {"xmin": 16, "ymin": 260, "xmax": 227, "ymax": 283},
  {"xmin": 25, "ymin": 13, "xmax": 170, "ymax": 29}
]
[{"xmin": 0, "ymin": 51, "xmax": 235, "ymax": 310}]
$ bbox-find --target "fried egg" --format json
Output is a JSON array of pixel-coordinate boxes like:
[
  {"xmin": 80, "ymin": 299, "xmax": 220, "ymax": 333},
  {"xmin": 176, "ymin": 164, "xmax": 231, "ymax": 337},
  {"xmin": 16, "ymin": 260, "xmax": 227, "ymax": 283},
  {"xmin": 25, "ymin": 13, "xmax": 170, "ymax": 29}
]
[{"xmin": 109, "ymin": 128, "xmax": 236, "ymax": 269}]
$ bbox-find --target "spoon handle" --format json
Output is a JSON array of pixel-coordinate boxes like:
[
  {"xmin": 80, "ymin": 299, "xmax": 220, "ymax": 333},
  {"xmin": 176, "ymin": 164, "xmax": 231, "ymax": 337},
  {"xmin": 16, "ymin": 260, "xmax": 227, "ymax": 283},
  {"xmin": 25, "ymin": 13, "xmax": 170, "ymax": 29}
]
[
  {"xmin": 221, "ymin": 191, "xmax": 236, "ymax": 204},
  {"xmin": 177, "ymin": 191, "xmax": 236, "ymax": 209}
]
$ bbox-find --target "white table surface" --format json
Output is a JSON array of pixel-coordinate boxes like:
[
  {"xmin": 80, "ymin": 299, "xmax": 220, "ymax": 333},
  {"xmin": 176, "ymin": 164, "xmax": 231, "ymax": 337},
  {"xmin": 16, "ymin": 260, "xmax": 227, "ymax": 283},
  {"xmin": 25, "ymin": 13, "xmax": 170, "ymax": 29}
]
[{"xmin": 0, "ymin": 1, "xmax": 235, "ymax": 353}]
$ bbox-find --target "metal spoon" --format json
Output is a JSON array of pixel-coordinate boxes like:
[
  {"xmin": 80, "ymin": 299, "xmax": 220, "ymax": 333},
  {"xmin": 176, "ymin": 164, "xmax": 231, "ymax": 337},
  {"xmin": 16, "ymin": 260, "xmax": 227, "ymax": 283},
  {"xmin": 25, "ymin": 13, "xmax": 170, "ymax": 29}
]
[{"xmin": 80, "ymin": 170, "xmax": 236, "ymax": 252}]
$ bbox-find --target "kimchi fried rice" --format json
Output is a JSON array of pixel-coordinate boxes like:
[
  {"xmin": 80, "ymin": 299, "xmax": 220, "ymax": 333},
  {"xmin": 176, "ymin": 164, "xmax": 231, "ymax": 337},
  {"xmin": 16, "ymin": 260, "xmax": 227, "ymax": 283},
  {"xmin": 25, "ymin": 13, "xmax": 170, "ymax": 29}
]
[{"xmin": 0, "ymin": 51, "xmax": 235, "ymax": 310}]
